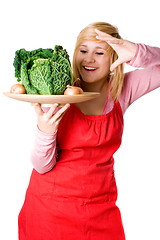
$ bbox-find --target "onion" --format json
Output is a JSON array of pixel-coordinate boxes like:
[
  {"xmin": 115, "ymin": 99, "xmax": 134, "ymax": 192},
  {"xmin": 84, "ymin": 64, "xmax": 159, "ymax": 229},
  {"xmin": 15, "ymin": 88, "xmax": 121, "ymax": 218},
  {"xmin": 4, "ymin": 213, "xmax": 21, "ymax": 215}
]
[
  {"xmin": 10, "ymin": 84, "xmax": 26, "ymax": 94},
  {"xmin": 64, "ymin": 85, "xmax": 83, "ymax": 95}
]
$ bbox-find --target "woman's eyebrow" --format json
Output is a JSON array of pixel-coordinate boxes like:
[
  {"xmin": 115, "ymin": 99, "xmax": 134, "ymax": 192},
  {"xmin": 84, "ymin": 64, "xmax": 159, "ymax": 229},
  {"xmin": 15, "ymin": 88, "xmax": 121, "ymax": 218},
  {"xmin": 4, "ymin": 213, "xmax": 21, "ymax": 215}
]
[
  {"xmin": 80, "ymin": 45, "xmax": 106, "ymax": 50},
  {"xmin": 96, "ymin": 46, "xmax": 106, "ymax": 50},
  {"xmin": 79, "ymin": 45, "xmax": 87, "ymax": 47}
]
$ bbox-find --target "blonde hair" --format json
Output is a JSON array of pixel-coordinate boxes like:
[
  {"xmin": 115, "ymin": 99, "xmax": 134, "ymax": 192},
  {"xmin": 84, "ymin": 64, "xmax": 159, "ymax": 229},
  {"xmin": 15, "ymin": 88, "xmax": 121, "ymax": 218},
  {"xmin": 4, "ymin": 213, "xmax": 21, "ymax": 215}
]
[{"xmin": 72, "ymin": 22, "xmax": 124, "ymax": 101}]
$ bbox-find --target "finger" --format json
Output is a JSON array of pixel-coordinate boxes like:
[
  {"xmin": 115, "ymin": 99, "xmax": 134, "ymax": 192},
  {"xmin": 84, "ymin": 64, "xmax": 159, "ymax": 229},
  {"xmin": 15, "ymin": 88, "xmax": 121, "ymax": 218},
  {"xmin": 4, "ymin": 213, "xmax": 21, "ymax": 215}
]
[
  {"xmin": 95, "ymin": 29, "xmax": 114, "ymax": 41},
  {"xmin": 46, "ymin": 103, "xmax": 59, "ymax": 119},
  {"xmin": 95, "ymin": 29, "xmax": 112, "ymax": 38},
  {"xmin": 54, "ymin": 109, "xmax": 69, "ymax": 127},
  {"xmin": 96, "ymin": 35, "xmax": 113, "ymax": 42},
  {"xmin": 33, "ymin": 103, "xmax": 44, "ymax": 117},
  {"xmin": 107, "ymin": 39, "xmax": 123, "ymax": 45},
  {"xmin": 50, "ymin": 104, "xmax": 70, "ymax": 124},
  {"xmin": 54, "ymin": 103, "xmax": 70, "ymax": 120},
  {"xmin": 95, "ymin": 29, "xmax": 123, "ymax": 48},
  {"xmin": 96, "ymin": 35, "xmax": 123, "ymax": 47},
  {"xmin": 110, "ymin": 59, "xmax": 122, "ymax": 72}
]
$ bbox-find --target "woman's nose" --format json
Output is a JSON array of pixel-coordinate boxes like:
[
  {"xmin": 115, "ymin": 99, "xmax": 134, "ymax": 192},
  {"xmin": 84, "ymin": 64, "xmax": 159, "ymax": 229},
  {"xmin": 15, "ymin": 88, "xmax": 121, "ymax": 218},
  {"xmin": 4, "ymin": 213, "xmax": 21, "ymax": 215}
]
[{"xmin": 84, "ymin": 53, "xmax": 95, "ymax": 63}]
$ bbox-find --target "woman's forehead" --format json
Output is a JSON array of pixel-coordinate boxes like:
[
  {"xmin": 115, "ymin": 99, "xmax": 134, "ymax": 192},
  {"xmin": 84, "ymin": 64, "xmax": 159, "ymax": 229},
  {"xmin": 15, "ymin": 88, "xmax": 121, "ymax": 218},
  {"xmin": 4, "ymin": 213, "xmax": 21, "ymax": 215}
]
[{"xmin": 79, "ymin": 40, "xmax": 108, "ymax": 50}]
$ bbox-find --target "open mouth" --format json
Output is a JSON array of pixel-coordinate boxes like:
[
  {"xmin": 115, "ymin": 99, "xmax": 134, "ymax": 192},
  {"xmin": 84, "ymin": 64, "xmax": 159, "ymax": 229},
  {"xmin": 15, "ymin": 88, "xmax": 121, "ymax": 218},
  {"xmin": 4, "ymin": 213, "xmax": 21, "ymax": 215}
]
[{"xmin": 83, "ymin": 66, "xmax": 97, "ymax": 72}]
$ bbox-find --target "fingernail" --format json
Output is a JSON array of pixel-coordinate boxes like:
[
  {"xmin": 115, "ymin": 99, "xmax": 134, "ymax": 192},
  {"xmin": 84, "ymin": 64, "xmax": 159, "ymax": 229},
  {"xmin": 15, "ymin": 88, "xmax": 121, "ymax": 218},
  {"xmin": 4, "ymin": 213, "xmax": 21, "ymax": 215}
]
[{"xmin": 65, "ymin": 104, "xmax": 70, "ymax": 109}]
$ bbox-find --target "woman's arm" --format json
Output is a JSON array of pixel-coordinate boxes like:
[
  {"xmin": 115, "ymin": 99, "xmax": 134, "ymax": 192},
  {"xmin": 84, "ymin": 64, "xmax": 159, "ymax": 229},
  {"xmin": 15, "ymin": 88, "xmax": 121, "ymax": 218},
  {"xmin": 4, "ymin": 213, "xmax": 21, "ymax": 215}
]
[
  {"xmin": 128, "ymin": 43, "xmax": 160, "ymax": 68},
  {"xmin": 119, "ymin": 43, "xmax": 160, "ymax": 114},
  {"xmin": 31, "ymin": 128, "xmax": 58, "ymax": 174},
  {"xmin": 31, "ymin": 103, "xmax": 70, "ymax": 174},
  {"xmin": 96, "ymin": 29, "xmax": 160, "ymax": 114}
]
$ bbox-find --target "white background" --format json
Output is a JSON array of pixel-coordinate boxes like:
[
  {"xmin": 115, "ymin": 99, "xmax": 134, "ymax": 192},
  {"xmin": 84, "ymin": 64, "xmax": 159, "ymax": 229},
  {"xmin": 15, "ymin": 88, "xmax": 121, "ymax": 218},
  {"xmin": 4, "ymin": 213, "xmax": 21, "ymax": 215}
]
[{"xmin": 0, "ymin": 0, "xmax": 160, "ymax": 239}]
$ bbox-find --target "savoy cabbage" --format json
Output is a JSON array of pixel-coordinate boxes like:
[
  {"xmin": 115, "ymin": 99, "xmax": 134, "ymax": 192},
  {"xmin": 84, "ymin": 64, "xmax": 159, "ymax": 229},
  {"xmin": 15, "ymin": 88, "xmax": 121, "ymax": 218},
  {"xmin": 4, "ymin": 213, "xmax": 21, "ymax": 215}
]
[{"xmin": 13, "ymin": 45, "xmax": 73, "ymax": 95}]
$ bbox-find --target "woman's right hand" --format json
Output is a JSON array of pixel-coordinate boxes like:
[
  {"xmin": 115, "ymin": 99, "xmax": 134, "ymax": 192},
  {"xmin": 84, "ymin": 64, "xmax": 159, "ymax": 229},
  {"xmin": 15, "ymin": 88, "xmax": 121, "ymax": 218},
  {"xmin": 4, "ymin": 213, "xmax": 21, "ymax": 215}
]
[{"xmin": 33, "ymin": 103, "xmax": 70, "ymax": 134}]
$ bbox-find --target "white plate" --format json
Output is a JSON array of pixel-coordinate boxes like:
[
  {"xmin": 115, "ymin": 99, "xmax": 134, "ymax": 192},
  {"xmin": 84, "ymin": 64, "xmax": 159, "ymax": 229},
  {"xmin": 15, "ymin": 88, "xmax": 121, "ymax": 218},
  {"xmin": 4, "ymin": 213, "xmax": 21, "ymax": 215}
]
[{"xmin": 3, "ymin": 92, "xmax": 100, "ymax": 104}]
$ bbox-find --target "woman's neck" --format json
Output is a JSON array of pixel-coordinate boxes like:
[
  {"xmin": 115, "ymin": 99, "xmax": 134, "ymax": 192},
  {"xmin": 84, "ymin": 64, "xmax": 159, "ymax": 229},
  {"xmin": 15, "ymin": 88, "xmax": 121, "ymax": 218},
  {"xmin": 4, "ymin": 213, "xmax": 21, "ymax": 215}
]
[
  {"xmin": 80, "ymin": 78, "xmax": 108, "ymax": 93},
  {"xmin": 75, "ymin": 78, "xmax": 109, "ymax": 116}
]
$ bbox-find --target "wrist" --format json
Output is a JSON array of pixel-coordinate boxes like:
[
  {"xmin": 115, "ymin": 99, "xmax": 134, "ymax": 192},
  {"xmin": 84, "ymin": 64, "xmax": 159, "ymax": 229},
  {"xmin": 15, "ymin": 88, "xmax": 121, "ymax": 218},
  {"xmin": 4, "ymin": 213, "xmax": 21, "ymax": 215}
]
[
  {"xmin": 37, "ymin": 124, "xmax": 58, "ymax": 136},
  {"xmin": 127, "ymin": 43, "xmax": 139, "ymax": 65}
]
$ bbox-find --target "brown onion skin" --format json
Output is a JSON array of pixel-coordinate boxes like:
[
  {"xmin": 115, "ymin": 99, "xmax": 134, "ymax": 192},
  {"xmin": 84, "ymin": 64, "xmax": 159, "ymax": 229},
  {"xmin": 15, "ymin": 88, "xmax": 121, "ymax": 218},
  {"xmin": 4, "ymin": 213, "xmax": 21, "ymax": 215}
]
[
  {"xmin": 10, "ymin": 84, "xmax": 26, "ymax": 94},
  {"xmin": 64, "ymin": 86, "xmax": 83, "ymax": 95}
]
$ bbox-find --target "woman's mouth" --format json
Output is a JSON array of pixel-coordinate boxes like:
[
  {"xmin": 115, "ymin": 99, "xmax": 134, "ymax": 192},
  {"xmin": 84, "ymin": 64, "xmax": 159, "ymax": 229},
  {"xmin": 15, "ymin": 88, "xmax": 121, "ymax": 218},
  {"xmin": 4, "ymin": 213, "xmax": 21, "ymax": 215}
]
[{"xmin": 83, "ymin": 66, "xmax": 98, "ymax": 72}]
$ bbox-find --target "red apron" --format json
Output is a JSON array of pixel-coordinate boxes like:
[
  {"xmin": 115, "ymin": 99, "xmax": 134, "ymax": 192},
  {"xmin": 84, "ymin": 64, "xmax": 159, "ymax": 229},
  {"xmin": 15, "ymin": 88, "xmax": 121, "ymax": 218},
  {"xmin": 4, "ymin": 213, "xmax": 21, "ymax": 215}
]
[{"xmin": 18, "ymin": 101, "xmax": 125, "ymax": 240}]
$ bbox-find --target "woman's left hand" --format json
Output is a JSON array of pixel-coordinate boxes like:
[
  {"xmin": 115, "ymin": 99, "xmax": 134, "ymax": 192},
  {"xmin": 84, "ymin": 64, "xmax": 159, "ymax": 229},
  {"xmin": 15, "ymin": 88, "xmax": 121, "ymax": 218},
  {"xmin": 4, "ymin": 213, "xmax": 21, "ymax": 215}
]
[{"xmin": 95, "ymin": 29, "xmax": 137, "ymax": 72}]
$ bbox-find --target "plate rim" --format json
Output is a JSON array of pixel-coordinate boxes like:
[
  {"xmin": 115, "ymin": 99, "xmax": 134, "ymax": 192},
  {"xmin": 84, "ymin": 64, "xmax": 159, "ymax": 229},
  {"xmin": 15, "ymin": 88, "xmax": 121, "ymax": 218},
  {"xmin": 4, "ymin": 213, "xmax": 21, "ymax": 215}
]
[{"xmin": 3, "ymin": 91, "xmax": 100, "ymax": 104}]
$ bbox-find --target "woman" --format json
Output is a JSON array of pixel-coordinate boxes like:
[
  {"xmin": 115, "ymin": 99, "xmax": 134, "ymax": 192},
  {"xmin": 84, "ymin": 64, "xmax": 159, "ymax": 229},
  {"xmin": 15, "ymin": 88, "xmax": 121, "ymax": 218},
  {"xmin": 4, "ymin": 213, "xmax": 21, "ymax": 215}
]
[{"xmin": 18, "ymin": 22, "xmax": 160, "ymax": 240}]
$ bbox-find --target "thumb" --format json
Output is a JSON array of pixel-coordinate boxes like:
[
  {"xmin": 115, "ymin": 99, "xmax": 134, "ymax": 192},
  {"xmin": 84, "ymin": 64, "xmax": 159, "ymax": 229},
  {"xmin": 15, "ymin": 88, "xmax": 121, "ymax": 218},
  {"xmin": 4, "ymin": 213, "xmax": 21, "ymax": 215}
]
[
  {"xmin": 33, "ymin": 103, "xmax": 43, "ymax": 117},
  {"xmin": 110, "ymin": 59, "xmax": 122, "ymax": 72}
]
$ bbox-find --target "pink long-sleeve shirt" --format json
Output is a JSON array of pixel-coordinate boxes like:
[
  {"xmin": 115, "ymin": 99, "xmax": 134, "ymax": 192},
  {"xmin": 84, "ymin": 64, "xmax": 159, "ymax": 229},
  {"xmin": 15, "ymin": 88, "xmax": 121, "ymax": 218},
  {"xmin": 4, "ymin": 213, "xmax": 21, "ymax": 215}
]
[{"xmin": 31, "ymin": 43, "xmax": 160, "ymax": 174}]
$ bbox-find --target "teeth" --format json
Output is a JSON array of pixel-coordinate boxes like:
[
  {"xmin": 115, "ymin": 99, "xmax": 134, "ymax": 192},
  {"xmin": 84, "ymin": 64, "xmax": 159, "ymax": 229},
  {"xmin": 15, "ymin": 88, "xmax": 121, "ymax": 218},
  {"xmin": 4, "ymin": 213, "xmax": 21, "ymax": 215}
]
[{"xmin": 84, "ymin": 66, "xmax": 97, "ymax": 70}]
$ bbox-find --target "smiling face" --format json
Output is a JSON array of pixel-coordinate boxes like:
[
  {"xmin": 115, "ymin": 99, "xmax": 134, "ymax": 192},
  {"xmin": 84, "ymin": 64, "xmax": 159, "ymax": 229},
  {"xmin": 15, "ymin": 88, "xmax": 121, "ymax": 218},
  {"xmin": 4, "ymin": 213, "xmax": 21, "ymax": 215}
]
[
  {"xmin": 72, "ymin": 22, "xmax": 124, "ymax": 100},
  {"xmin": 76, "ymin": 41, "xmax": 111, "ymax": 86}
]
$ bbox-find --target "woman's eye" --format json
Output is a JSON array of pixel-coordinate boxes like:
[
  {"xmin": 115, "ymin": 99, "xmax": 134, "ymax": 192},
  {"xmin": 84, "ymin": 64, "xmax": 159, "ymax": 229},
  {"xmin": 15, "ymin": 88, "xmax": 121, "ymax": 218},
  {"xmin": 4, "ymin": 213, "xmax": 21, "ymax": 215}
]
[
  {"xmin": 96, "ymin": 52, "xmax": 104, "ymax": 55},
  {"xmin": 80, "ymin": 50, "xmax": 87, "ymax": 54}
]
